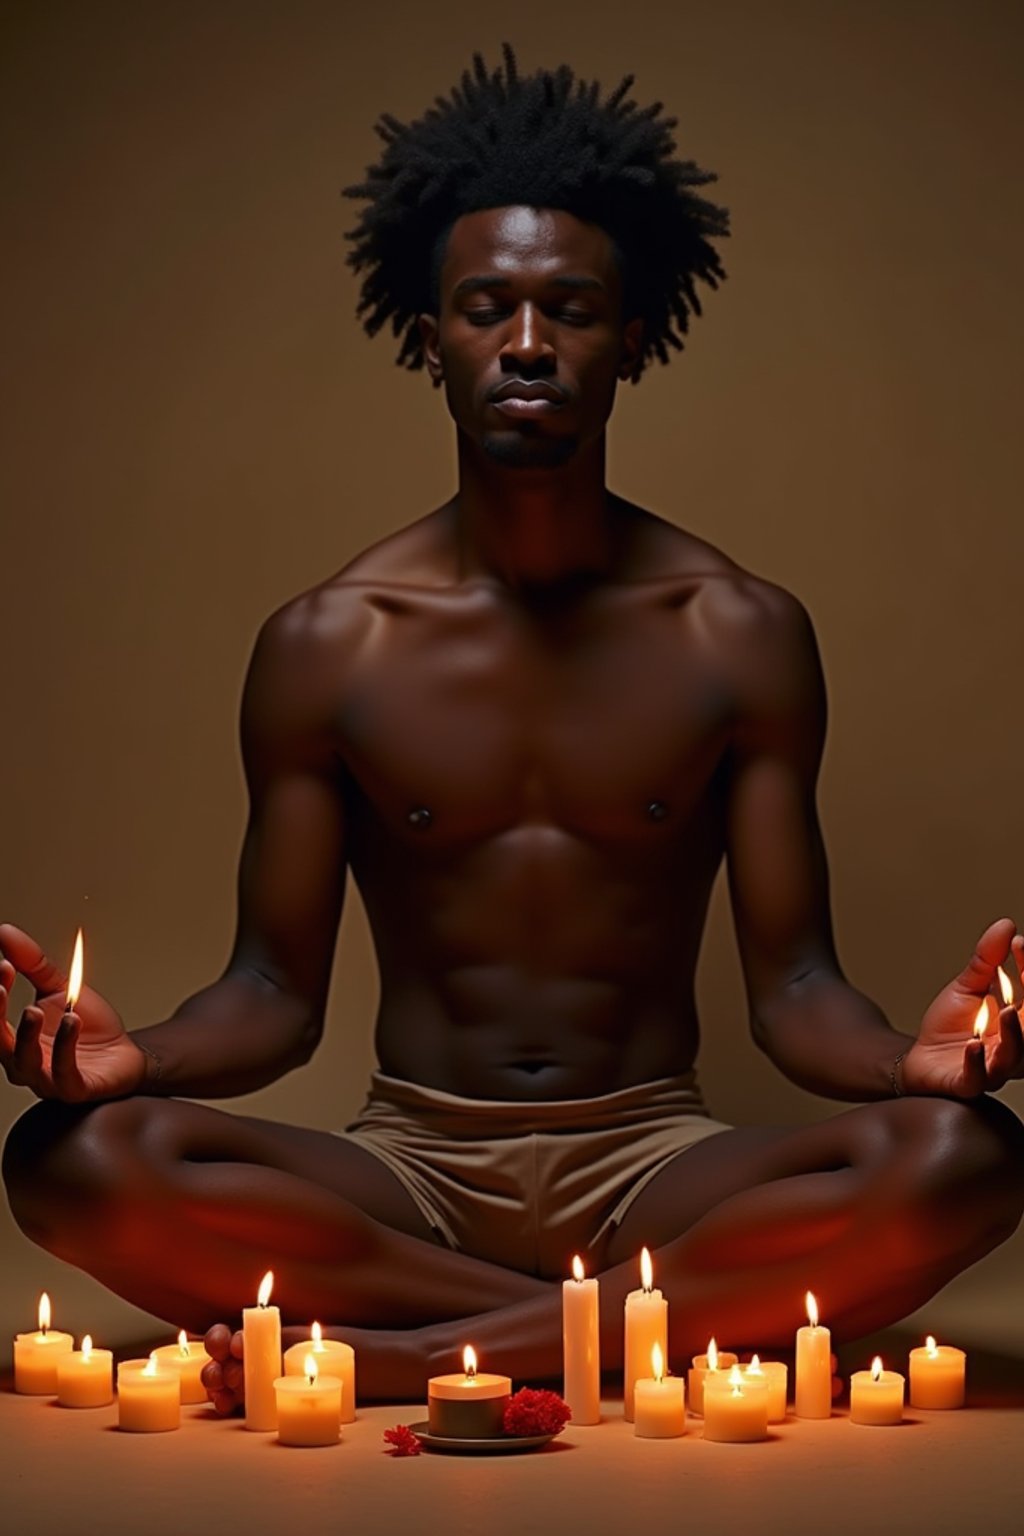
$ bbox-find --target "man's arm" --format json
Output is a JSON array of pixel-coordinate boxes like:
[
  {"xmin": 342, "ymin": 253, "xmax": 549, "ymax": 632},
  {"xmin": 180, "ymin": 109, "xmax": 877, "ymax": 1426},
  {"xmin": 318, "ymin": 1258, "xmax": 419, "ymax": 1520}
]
[
  {"xmin": 717, "ymin": 579, "xmax": 913, "ymax": 1100},
  {"xmin": 1, "ymin": 592, "xmax": 353, "ymax": 1102}
]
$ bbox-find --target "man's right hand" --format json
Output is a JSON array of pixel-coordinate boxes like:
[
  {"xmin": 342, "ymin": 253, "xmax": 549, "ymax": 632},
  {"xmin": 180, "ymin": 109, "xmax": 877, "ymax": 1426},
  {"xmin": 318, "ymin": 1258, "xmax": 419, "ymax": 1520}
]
[{"xmin": 0, "ymin": 924, "xmax": 147, "ymax": 1102}]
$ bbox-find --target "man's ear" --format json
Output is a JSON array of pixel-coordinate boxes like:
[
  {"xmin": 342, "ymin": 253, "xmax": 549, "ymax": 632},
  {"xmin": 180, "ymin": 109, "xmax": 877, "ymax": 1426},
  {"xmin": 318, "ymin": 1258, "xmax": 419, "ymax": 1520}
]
[
  {"xmin": 418, "ymin": 314, "xmax": 443, "ymax": 383},
  {"xmin": 618, "ymin": 315, "xmax": 644, "ymax": 382}
]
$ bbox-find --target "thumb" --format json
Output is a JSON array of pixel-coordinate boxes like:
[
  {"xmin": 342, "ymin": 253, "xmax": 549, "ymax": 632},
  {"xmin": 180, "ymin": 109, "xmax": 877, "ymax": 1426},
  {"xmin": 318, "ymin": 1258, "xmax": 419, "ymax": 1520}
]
[
  {"xmin": 952, "ymin": 918, "xmax": 1015, "ymax": 995},
  {"xmin": 0, "ymin": 924, "xmax": 68, "ymax": 997}
]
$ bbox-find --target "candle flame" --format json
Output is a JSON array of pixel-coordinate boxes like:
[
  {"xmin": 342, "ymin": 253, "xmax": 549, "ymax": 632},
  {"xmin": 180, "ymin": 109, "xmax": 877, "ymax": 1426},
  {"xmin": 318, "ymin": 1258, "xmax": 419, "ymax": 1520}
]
[
  {"xmin": 312, "ymin": 1320, "xmax": 323, "ymax": 1348},
  {"xmin": 82, "ymin": 1335, "xmax": 93, "ymax": 1361},
  {"xmin": 177, "ymin": 1329, "xmax": 190, "ymax": 1358},
  {"xmin": 304, "ymin": 1352, "xmax": 319, "ymax": 1386},
  {"xmin": 640, "ymin": 1247, "xmax": 653, "ymax": 1293},
  {"xmin": 728, "ymin": 1364, "xmax": 744, "ymax": 1396},
  {"xmin": 257, "ymin": 1270, "xmax": 274, "ymax": 1307},
  {"xmin": 926, "ymin": 1335, "xmax": 938, "ymax": 1357},
  {"xmin": 143, "ymin": 1352, "xmax": 159, "ymax": 1377},
  {"xmin": 572, "ymin": 1254, "xmax": 585, "ymax": 1283},
  {"xmin": 974, "ymin": 999, "xmax": 990, "ymax": 1039},
  {"xmin": 806, "ymin": 1291, "xmax": 819, "ymax": 1328},
  {"xmin": 871, "ymin": 1356, "xmax": 883, "ymax": 1382},
  {"xmin": 707, "ymin": 1338, "xmax": 719, "ymax": 1372},
  {"xmin": 38, "ymin": 1292, "xmax": 51, "ymax": 1335},
  {"xmin": 746, "ymin": 1354, "xmax": 764, "ymax": 1377},
  {"xmin": 463, "ymin": 1345, "xmax": 477, "ymax": 1379},
  {"xmin": 66, "ymin": 929, "xmax": 84, "ymax": 1011},
  {"xmin": 651, "ymin": 1342, "xmax": 664, "ymax": 1383},
  {"xmin": 998, "ymin": 966, "xmax": 1014, "ymax": 1007}
]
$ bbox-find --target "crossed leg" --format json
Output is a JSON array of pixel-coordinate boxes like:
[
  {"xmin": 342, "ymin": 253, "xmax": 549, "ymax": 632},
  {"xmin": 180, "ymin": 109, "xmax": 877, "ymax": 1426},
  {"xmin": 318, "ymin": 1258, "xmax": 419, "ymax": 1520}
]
[{"xmin": 4, "ymin": 1090, "xmax": 1023, "ymax": 1400}]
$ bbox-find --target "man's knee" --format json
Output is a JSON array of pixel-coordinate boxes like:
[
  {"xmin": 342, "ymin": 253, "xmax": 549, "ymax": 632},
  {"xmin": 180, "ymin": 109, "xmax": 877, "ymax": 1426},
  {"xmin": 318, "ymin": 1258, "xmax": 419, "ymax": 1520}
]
[{"xmin": 3, "ymin": 1096, "xmax": 162, "ymax": 1258}]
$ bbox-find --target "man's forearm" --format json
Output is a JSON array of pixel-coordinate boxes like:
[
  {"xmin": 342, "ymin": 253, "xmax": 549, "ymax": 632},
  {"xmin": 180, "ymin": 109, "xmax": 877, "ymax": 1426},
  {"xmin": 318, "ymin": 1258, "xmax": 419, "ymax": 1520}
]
[
  {"xmin": 753, "ymin": 970, "xmax": 914, "ymax": 1101},
  {"xmin": 129, "ymin": 969, "xmax": 320, "ymax": 1098}
]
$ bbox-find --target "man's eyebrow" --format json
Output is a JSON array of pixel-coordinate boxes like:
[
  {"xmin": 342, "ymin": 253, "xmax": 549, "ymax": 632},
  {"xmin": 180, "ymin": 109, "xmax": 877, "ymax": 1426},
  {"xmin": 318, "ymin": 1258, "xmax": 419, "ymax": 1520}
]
[{"xmin": 451, "ymin": 274, "xmax": 606, "ymax": 297}]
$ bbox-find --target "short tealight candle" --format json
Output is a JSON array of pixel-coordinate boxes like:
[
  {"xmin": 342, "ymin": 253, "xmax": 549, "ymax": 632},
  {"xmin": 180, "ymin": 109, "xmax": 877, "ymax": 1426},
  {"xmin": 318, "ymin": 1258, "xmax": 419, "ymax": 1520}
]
[
  {"xmin": 687, "ymin": 1339, "xmax": 738, "ymax": 1416},
  {"xmin": 14, "ymin": 1293, "xmax": 74, "ymax": 1394},
  {"xmin": 741, "ymin": 1356, "xmax": 788, "ymax": 1422},
  {"xmin": 849, "ymin": 1356, "xmax": 904, "ymax": 1426},
  {"xmin": 117, "ymin": 1353, "xmax": 181, "ymax": 1432},
  {"xmin": 703, "ymin": 1364, "xmax": 769, "ymax": 1443},
  {"xmin": 55, "ymin": 1335, "xmax": 114, "ymax": 1408},
  {"xmin": 283, "ymin": 1322, "xmax": 356, "ymax": 1423},
  {"xmin": 428, "ymin": 1346, "xmax": 511, "ymax": 1439},
  {"xmin": 153, "ymin": 1331, "xmax": 212, "ymax": 1405},
  {"xmin": 634, "ymin": 1343, "xmax": 686, "ymax": 1438},
  {"xmin": 908, "ymin": 1336, "xmax": 966, "ymax": 1409},
  {"xmin": 274, "ymin": 1355, "xmax": 342, "ymax": 1446}
]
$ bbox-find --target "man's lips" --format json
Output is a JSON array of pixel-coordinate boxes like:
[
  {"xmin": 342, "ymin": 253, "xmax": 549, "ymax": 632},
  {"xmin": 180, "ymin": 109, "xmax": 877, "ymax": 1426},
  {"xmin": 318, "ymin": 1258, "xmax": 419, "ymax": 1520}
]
[{"xmin": 489, "ymin": 379, "xmax": 567, "ymax": 403}]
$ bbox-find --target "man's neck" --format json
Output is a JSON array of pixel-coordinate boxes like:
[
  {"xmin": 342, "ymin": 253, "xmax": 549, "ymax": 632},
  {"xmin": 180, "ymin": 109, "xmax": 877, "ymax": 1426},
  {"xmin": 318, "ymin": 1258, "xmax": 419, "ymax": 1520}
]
[{"xmin": 451, "ymin": 432, "xmax": 620, "ymax": 591}]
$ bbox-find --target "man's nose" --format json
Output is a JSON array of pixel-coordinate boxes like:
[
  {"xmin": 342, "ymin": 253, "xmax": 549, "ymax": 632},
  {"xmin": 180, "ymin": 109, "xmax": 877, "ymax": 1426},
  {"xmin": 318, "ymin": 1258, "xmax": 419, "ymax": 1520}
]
[{"xmin": 499, "ymin": 304, "xmax": 556, "ymax": 372}]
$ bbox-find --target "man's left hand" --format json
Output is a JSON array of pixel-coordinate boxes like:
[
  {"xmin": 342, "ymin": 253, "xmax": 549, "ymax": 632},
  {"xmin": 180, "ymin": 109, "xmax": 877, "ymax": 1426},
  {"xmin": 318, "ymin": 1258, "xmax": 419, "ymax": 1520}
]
[{"xmin": 902, "ymin": 918, "xmax": 1024, "ymax": 1098}]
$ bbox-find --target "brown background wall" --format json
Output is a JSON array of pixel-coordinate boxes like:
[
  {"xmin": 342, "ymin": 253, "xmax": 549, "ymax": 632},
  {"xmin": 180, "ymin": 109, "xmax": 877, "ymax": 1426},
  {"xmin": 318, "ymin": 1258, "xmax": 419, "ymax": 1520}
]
[{"xmin": 2, "ymin": 0, "xmax": 1022, "ymax": 1344}]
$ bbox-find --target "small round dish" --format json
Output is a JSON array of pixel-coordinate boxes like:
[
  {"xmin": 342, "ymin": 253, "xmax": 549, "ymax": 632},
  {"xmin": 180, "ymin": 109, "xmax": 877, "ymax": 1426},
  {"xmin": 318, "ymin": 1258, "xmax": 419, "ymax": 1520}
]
[{"xmin": 405, "ymin": 1421, "xmax": 558, "ymax": 1455}]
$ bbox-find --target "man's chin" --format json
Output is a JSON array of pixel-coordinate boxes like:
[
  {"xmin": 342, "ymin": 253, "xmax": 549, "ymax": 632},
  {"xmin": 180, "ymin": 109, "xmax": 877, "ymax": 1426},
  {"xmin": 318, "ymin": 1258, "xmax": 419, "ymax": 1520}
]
[{"xmin": 480, "ymin": 430, "xmax": 578, "ymax": 470}]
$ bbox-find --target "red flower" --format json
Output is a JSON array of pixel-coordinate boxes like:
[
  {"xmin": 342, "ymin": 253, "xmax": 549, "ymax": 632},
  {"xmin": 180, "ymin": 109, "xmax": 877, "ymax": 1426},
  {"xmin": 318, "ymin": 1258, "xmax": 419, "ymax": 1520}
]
[
  {"xmin": 383, "ymin": 1424, "xmax": 422, "ymax": 1456},
  {"xmin": 503, "ymin": 1388, "xmax": 572, "ymax": 1437}
]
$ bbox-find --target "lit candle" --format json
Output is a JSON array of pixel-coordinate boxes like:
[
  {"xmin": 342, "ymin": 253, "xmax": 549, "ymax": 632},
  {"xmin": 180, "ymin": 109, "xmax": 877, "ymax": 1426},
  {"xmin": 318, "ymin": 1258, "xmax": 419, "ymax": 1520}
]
[
  {"xmin": 623, "ymin": 1248, "xmax": 668, "ymax": 1422},
  {"xmin": 634, "ymin": 1342, "xmax": 686, "ymax": 1438},
  {"xmin": 739, "ymin": 1355, "xmax": 788, "ymax": 1422},
  {"xmin": 55, "ymin": 1334, "xmax": 114, "ymax": 1408},
  {"xmin": 427, "ymin": 1346, "xmax": 512, "ymax": 1439},
  {"xmin": 703, "ymin": 1363, "xmax": 769, "ymax": 1442},
  {"xmin": 13, "ymin": 1292, "xmax": 75, "ymax": 1393},
  {"xmin": 274, "ymin": 1353, "xmax": 342, "ymax": 1446},
  {"xmin": 117, "ymin": 1352, "xmax": 181, "ymax": 1432},
  {"xmin": 687, "ymin": 1338, "xmax": 738, "ymax": 1417},
  {"xmin": 795, "ymin": 1291, "xmax": 831, "ymax": 1419},
  {"xmin": 243, "ymin": 1270, "xmax": 282, "ymax": 1430},
  {"xmin": 152, "ymin": 1331, "xmax": 212, "ymax": 1405},
  {"xmin": 562, "ymin": 1254, "xmax": 600, "ymax": 1426},
  {"xmin": 284, "ymin": 1322, "xmax": 356, "ymax": 1423},
  {"xmin": 850, "ymin": 1355, "xmax": 905, "ymax": 1425},
  {"xmin": 908, "ymin": 1336, "xmax": 966, "ymax": 1409}
]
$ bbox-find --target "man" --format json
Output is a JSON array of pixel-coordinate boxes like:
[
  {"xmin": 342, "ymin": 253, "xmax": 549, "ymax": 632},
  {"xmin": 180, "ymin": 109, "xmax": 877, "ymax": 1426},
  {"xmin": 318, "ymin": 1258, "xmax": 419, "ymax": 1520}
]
[{"xmin": 3, "ymin": 46, "xmax": 1023, "ymax": 1408}]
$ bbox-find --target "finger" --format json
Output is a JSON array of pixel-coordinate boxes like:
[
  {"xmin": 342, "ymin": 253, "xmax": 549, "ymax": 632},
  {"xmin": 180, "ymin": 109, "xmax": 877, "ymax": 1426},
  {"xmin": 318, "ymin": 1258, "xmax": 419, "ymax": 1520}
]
[
  {"xmin": 1011, "ymin": 934, "xmax": 1024, "ymax": 987},
  {"xmin": 50, "ymin": 1013, "xmax": 86, "ymax": 1101},
  {"xmin": 0, "ymin": 957, "xmax": 16, "ymax": 995},
  {"xmin": 960, "ymin": 1038, "xmax": 988, "ymax": 1098},
  {"xmin": 0, "ymin": 987, "xmax": 16, "ymax": 1062},
  {"xmin": 210, "ymin": 1388, "xmax": 239, "ymax": 1416},
  {"xmin": 12, "ymin": 1006, "xmax": 46, "ymax": 1090},
  {"xmin": 222, "ymin": 1359, "xmax": 244, "ymax": 1393},
  {"xmin": 985, "ymin": 1005, "xmax": 1023, "ymax": 1086},
  {"xmin": 201, "ymin": 1359, "xmax": 225, "ymax": 1393},
  {"xmin": 229, "ymin": 1329, "xmax": 245, "ymax": 1360},
  {"xmin": 953, "ymin": 919, "xmax": 1016, "ymax": 994},
  {"xmin": 0, "ymin": 924, "xmax": 68, "ymax": 998},
  {"xmin": 204, "ymin": 1323, "xmax": 232, "ymax": 1363}
]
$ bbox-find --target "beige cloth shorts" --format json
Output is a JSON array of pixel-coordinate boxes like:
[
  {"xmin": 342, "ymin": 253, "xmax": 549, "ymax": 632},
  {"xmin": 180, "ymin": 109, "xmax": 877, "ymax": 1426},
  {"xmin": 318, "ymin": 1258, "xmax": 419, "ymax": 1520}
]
[{"xmin": 337, "ymin": 1070, "xmax": 731, "ymax": 1279}]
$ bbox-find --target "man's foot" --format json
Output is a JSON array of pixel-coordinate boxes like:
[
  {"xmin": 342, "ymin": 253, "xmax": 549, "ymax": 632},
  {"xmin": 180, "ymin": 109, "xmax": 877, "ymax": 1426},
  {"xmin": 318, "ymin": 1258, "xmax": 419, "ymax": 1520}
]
[{"xmin": 201, "ymin": 1323, "xmax": 245, "ymax": 1415}]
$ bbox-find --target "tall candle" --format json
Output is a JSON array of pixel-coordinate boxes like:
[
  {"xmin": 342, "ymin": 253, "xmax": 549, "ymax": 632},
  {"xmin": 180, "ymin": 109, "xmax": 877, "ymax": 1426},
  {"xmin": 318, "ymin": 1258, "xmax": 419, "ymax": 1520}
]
[
  {"xmin": 117, "ymin": 1353, "xmax": 181, "ymax": 1432},
  {"xmin": 634, "ymin": 1343, "xmax": 686, "ymax": 1438},
  {"xmin": 703, "ymin": 1364, "xmax": 769, "ymax": 1442},
  {"xmin": 623, "ymin": 1248, "xmax": 668, "ymax": 1422},
  {"xmin": 153, "ymin": 1331, "xmax": 212, "ymax": 1405},
  {"xmin": 850, "ymin": 1355, "xmax": 904, "ymax": 1425},
  {"xmin": 908, "ymin": 1336, "xmax": 966, "ymax": 1409},
  {"xmin": 243, "ymin": 1270, "xmax": 282, "ymax": 1431},
  {"xmin": 562, "ymin": 1255, "xmax": 600, "ymax": 1426},
  {"xmin": 13, "ymin": 1292, "xmax": 75, "ymax": 1394},
  {"xmin": 428, "ymin": 1346, "xmax": 511, "ymax": 1439},
  {"xmin": 284, "ymin": 1323, "xmax": 356, "ymax": 1423},
  {"xmin": 55, "ymin": 1334, "xmax": 114, "ymax": 1408},
  {"xmin": 274, "ymin": 1354, "xmax": 342, "ymax": 1446},
  {"xmin": 795, "ymin": 1291, "xmax": 831, "ymax": 1419},
  {"xmin": 687, "ymin": 1339, "xmax": 739, "ymax": 1417}
]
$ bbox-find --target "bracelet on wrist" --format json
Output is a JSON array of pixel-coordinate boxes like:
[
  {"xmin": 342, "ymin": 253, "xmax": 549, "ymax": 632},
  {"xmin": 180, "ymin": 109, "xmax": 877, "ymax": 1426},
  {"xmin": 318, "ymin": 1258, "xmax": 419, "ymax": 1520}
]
[{"xmin": 135, "ymin": 1040, "xmax": 163, "ymax": 1083}]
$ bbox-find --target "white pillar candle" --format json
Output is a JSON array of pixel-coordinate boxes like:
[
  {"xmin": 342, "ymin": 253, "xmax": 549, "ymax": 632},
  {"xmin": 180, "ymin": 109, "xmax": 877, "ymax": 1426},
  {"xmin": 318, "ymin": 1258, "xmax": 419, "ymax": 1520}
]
[
  {"xmin": 274, "ymin": 1355, "xmax": 342, "ymax": 1446},
  {"xmin": 703, "ymin": 1364, "xmax": 769, "ymax": 1442},
  {"xmin": 55, "ymin": 1335, "xmax": 113, "ymax": 1408},
  {"xmin": 634, "ymin": 1343, "xmax": 686, "ymax": 1438},
  {"xmin": 908, "ymin": 1336, "xmax": 966, "ymax": 1409},
  {"xmin": 562, "ymin": 1255, "xmax": 601, "ymax": 1426},
  {"xmin": 284, "ymin": 1323, "xmax": 356, "ymax": 1423},
  {"xmin": 623, "ymin": 1248, "xmax": 668, "ymax": 1422},
  {"xmin": 243, "ymin": 1270, "xmax": 282, "ymax": 1431},
  {"xmin": 13, "ymin": 1293, "xmax": 74, "ymax": 1394},
  {"xmin": 795, "ymin": 1291, "xmax": 831, "ymax": 1419},
  {"xmin": 117, "ymin": 1353, "xmax": 181, "ymax": 1432},
  {"xmin": 687, "ymin": 1339, "xmax": 738, "ymax": 1417},
  {"xmin": 742, "ymin": 1356, "xmax": 788, "ymax": 1422},
  {"xmin": 850, "ymin": 1356, "xmax": 905, "ymax": 1425},
  {"xmin": 428, "ymin": 1346, "xmax": 511, "ymax": 1438},
  {"xmin": 152, "ymin": 1331, "xmax": 212, "ymax": 1405}
]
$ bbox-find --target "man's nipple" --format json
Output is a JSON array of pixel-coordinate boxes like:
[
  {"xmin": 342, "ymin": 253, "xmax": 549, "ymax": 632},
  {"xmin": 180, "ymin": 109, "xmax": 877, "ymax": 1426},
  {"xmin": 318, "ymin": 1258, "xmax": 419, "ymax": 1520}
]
[
  {"xmin": 647, "ymin": 800, "xmax": 669, "ymax": 823},
  {"xmin": 407, "ymin": 806, "xmax": 433, "ymax": 830}
]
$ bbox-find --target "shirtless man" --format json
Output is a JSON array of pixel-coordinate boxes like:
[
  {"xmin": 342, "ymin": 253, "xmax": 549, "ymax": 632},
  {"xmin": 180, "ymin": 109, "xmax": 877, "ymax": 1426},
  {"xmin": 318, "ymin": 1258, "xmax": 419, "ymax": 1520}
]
[{"xmin": 3, "ymin": 47, "xmax": 1024, "ymax": 1406}]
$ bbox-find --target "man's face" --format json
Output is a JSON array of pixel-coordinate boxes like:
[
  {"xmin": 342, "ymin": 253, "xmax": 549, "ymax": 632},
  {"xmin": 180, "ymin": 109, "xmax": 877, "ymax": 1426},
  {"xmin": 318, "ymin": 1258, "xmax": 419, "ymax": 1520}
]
[{"xmin": 418, "ymin": 206, "xmax": 643, "ymax": 470}]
